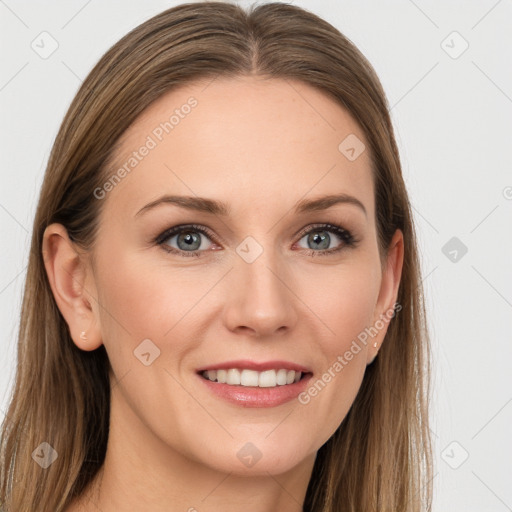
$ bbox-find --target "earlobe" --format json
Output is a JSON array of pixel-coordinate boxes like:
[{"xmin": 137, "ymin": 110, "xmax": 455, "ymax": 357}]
[
  {"xmin": 42, "ymin": 223, "xmax": 102, "ymax": 351},
  {"xmin": 366, "ymin": 229, "xmax": 404, "ymax": 365}
]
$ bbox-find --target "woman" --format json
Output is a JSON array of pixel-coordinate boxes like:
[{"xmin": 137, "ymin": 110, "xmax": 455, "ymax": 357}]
[{"xmin": 0, "ymin": 2, "xmax": 433, "ymax": 511}]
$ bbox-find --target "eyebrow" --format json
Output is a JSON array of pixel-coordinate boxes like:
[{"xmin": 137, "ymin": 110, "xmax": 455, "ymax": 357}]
[{"xmin": 135, "ymin": 193, "xmax": 367, "ymax": 218}]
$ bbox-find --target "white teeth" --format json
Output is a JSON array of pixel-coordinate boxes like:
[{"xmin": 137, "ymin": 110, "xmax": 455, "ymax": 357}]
[
  {"xmin": 226, "ymin": 368, "xmax": 241, "ymax": 385},
  {"xmin": 201, "ymin": 368, "xmax": 303, "ymax": 388},
  {"xmin": 241, "ymin": 369, "xmax": 259, "ymax": 386},
  {"xmin": 276, "ymin": 369, "xmax": 288, "ymax": 385},
  {"xmin": 259, "ymin": 370, "xmax": 276, "ymax": 387}
]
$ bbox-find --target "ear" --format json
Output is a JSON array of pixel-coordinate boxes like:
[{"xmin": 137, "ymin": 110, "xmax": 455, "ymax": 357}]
[
  {"xmin": 42, "ymin": 223, "xmax": 102, "ymax": 351},
  {"xmin": 366, "ymin": 229, "xmax": 404, "ymax": 365}
]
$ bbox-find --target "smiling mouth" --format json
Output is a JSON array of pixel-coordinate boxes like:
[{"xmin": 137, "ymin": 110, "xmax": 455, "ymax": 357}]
[{"xmin": 199, "ymin": 368, "xmax": 310, "ymax": 388}]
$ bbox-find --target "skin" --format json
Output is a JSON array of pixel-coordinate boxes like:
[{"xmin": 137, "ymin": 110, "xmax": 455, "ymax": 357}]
[{"xmin": 43, "ymin": 76, "xmax": 403, "ymax": 512}]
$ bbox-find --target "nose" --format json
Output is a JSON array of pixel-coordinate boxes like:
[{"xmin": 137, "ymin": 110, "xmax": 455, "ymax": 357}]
[{"xmin": 222, "ymin": 249, "xmax": 299, "ymax": 338}]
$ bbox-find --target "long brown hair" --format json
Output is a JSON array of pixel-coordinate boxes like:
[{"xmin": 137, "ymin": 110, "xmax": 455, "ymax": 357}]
[{"xmin": 0, "ymin": 2, "xmax": 433, "ymax": 510}]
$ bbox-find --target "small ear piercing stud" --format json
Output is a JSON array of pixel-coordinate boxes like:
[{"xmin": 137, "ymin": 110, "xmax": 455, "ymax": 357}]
[
  {"xmin": 80, "ymin": 331, "xmax": 88, "ymax": 342},
  {"xmin": 373, "ymin": 342, "xmax": 378, "ymax": 348}
]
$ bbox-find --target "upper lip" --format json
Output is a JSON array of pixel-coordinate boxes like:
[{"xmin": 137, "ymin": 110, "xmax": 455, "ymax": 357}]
[{"xmin": 196, "ymin": 359, "xmax": 312, "ymax": 373}]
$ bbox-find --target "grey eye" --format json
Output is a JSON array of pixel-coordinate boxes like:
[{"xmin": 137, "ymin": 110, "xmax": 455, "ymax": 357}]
[
  {"xmin": 297, "ymin": 230, "xmax": 341, "ymax": 251},
  {"xmin": 162, "ymin": 229, "xmax": 212, "ymax": 252}
]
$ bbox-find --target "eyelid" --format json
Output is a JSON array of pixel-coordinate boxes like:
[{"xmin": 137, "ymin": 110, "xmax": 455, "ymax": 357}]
[
  {"xmin": 155, "ymin": 223, "xmax": 219, "ymax": 245},
  {"xmin": 294, "ymin": 222, "xmax": 352, "ymax": 241}
]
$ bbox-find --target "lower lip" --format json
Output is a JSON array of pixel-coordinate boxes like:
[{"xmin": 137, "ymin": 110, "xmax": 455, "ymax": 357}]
[{"xmin": 197, "ymin": 373, "xmax": 313, "ymax": 408}]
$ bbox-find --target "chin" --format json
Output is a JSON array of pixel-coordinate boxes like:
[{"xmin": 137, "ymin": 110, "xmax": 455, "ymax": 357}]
[{"xmin": 199, "ymin": 435, "xmax": 313, "ymax": 476}]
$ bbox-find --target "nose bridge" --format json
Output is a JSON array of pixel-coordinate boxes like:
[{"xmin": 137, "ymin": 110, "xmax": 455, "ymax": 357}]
[{"xmin": 224, "ymin": 236, "xmax": 298, "ymax": 335}]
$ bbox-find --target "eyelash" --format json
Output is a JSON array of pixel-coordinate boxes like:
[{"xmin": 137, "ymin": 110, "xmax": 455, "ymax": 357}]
[{"xmin": 154, "ymin": 223, "xmax": 358, "ymax": 258}]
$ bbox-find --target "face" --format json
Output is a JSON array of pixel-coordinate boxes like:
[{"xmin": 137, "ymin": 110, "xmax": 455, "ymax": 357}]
[{"xmin": 56, "ymin": 76, "xmax": 403, "ymax": 476}]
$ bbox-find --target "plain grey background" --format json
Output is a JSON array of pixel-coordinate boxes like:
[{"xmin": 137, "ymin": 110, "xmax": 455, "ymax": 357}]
[{"xmin": 1, "ymin": 1, "xmax": 511, "ymax": 510}]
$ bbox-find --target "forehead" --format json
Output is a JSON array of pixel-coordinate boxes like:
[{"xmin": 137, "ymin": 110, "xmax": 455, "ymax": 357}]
[{"xmin": 102, "ymin": 76, "xmax": 374, "ymax": 221}]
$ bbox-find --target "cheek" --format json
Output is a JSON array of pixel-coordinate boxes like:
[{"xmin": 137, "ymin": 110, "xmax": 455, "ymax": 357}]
[
  {"xmin": 96, "ymin": 249, "xmax": 195, "ymax": 336},
  {"xmin": 302, "ymin": 260, "xmax": 380, "ymax": 351},
  {"xmin": 93, "ymin": 246, "xmax": 221, "ymax": 383},
  {"xmin": 93, "ymin": 247, "xmax": 183, "ymax": 378},
  {"xmin": 93, "ymin": 250, "xmax": 207, "ymax": 450},
  {"xmin": 296, "ymin": 262, "xmax": 380, "ymax": 430}
]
